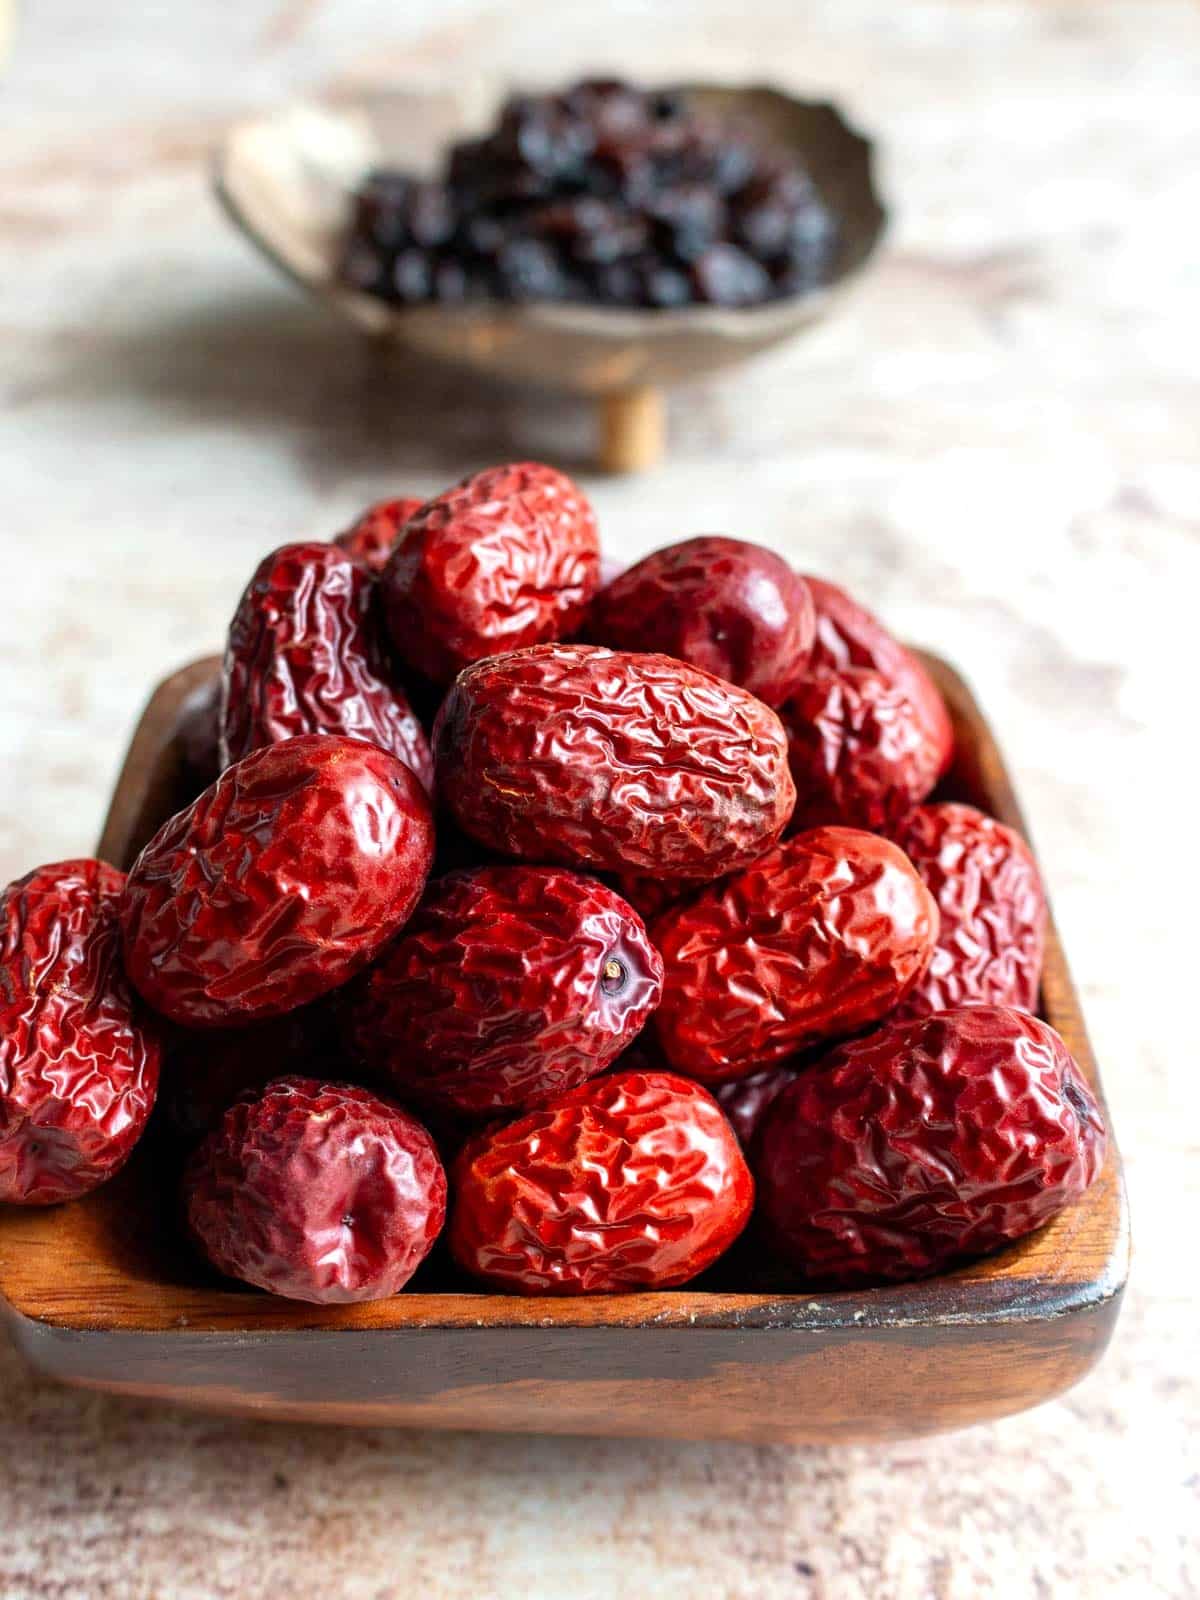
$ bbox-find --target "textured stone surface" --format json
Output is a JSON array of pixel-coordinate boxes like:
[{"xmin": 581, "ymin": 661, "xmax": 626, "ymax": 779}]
[{"xmin": 2, "ymin": 2, "xmax": 1197, "ymax": 1596}]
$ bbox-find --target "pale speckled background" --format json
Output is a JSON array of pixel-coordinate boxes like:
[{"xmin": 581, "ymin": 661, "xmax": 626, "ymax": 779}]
[{"xmin": 1, "ymin": 2, "xmax": 1198, "ymax": 1596}]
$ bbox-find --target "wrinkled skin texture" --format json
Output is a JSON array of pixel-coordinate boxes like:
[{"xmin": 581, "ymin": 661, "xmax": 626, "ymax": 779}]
[
  {"xmin": 756, "ymin": 1005, "xmax": 1107, "ymax": 1284},
  {"xmin": 782, "ymin": 667, "xmax": 942, "ymax": 832},
  {"xmin": 893, "ymin": 803, "xmax": 1047, "ymax": 1018},
  {"xmin": 120, "ymin": 735, "xmax": 434, "ymax": 1029},
  {"xmin": 715, "ymin": 1065, "xmax": 799, "ymax": 1152},
  {"xmin": 449, "ymin": 1070, "xmax": 753, "ymax": 1293},
  {"xmin": 653, "ymin": 826, "xmax": 939, "ymax": 1081},
  {"xmin": 348, "ymin": 867, "xmax": 663, "ymax": 1115},
  {"xmin": 220, "ymin": 542, "xmax": 432, "ymax": 790},
  {"xmin": 382, "ymin": 462, "xmax": 600, "ymax": 684},
  {"xmin": 1, "ymin": 860, "xmax": 161, "ymax": 1204},
  {"xmin": 804, "ymin": 575, "xmax": 954, "ymax": 779},
  {"xmin": 587, "ymin": 536, "xmax": 815, "ymax": 706},
  {"xmin": 185, "ymin": 1076, "xmax": 446, "ymax": 1303},
  {"xmin": 334, "ymin": 496, "xmax": 425, "ymax": 572},
  {"xmin": 434, "ymin": 645, "xmax": 795, "ymax": 878}
]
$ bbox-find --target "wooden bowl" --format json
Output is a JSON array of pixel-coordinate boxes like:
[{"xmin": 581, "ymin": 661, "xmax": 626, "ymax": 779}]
[
  {"xmin": 0, "ymin": 653, "xmax": 1127, "ymax": 1441},
  {"xmin": 213, "ymin": 84, "xmax": 886, "ymax": 473}
]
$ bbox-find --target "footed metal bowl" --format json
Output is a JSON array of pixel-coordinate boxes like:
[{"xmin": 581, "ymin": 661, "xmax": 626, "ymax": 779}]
[{"xmin": 214, "ymin": 83, "xmax": 886, "ymax": 470}]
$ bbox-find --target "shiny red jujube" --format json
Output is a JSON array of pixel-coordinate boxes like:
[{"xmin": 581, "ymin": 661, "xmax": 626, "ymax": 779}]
[
  {"xmin": 892, "ymin": 802, "xmax": 1047, "ymax": 1017},
  {"xmin": 185, "ymin": 1076, "xmax": 446, "ymax": 1304},
  {"xmin": 219, "ymin": 541, "xmax": 432, "ymax": 789},
  {"xmin": 587, "ymin": 536, "xmax": 815, "ymax": 706},
  {"xmin": 653, "ymin": 826, "xmax": 939, "ymax": 1081},
  {"xmin": 120, "ymin": 735, "xmax": 434, "ymax": 1028},
  {"xmin": 449, "ymin": 1070, "xmax": 754, "ymax": 1293},
  {"xmin": 804, "ymin": 575, "xmax": 954, "ymax": 779},
  {"xmin": 782, "ymin": 666, "xmax": 943, "ymax": 832},
  {"xmin": 381, "ymin": 462, "xmax": 600, "ymax": 684},
  {"xmin": 755, "ymin": 1005, "xmax": 1107, "ymax": 1284},
  {"xmin": 0, "ymin": 859, "xmax": 161, "ymax": 1204},
  {"xmin": 347, "ymin": 866, "xmax": 663, "ymax": 1115},
  {"xmin": 433, "ymin": 644, "xmax": 795, "ymax": 878},
  {"xmin": 334, "ymin": 496, "xmax": 425, "ymax": 571}
]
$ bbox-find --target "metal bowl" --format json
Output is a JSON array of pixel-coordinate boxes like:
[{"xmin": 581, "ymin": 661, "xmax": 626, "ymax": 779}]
[{"xmin": 214, "ymin": 83, "xmax": 886, "ymax": 470}]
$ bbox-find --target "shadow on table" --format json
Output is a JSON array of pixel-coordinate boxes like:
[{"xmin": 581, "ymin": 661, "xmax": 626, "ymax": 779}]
[{"xmin": 45, "ymin": 287, "xmax": 598, "ymax": 485}]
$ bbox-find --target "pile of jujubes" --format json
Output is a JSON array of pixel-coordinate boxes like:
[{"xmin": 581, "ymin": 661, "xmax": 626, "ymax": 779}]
[{"xmin": 0, "ymin": 463, "xmax": 1105, "ymax": 1302}]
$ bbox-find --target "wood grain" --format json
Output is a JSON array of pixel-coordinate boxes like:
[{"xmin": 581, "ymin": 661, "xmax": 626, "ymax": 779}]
[{"xmin": 0, "ymin": 653, "xmax": 1129, "ymax": 1440}]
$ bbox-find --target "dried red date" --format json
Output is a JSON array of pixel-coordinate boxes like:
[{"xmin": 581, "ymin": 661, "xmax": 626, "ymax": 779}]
[
  {"xmin": 382, "ymin": 462, "xmax": 600, "ymax": 683},
  {"xmin": 782, "ymin": 666, "xmax": 942, "ymax": 831},
  {"xmin": 756, "ymin": 1005, "xmax": 1106, "ymax": 1283},
  {"xmin": 653, "ymin": 826, "xmax": 939, "ymax": 1080},
  {"xmin": 347, "ymin": 867, "xmax": 662, "ymax": 1114},
  {"xmin": 434, "ymin": 644, "xmax": 795, "ymax": 877},
  {"xmin": 120, "ymin": 734, "xmax": 434, "ymax": 1028},
  {"xmin": 449, "ymin": 1070, "xmax": 753, "ymax": 1293},
  {"xmin": 587, "ymin": 536, "xmax": 815, "ymax": 706},
  {"xmin": 804, "ymin": 575, "xmax": 953, "ymax": 777},
  {"xmin": 714, "ymin": 1066, "xmax": 798, "ymax": 1152},
  {"xmin": 893, "ymin": 803, "xmax": 1047, "ymax": 1017},
  {"xmin": 220, "ymin": 542, "xmax": 432, "ymax": 790},
  {"xmin": 185, "ymin": 1076, "xmax": 446, "ymax": 1303},
  {"xmin": 1, "ymin": 859, "xmax": 161, "ymax": 1204},
  {"xmin": 334, "ymin": 496, "xmax": 425, "ymax": 571}
]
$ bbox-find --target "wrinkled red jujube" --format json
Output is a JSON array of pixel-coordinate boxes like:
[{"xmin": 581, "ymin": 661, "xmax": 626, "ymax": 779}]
[
  {"xmin": 347, "ymin": 866, "xmax": 663, "ymax": 1115},
  {"xmin": 1, "ymin": 859, "xmax": 161, "ymax": 1204},
  {"xmin": 782, "ymin": 666, "xmax": 942, "ymax": 832},
  {"xmin": 449, "ymin": 1070, "xmax": 753, "ymax": 1293},
  {"xmin": 434, "ymin": 644, "xmax": 795, "ymax": 878},
  {"xmin": 653, "ymin": 826, "xmax": 939, "ymax": 1081},
  {"xmin": 756, "ymin": 1005, "xmax": 1106, "ymax": 1283},
  {"xmin": 334, "ymin": 496, "xmax": 425, "ymax": 572},
  {"xmin": 120, "ymin": 735, "xmax": 434, "ymax": 1028},
  {"xmin": 219, "ymin": 541, "xmax": 432, "ymax": 789},
  {"xmin": 185, "ymin": 1076, "xmax": 446, "ymax": 1303},
  {"xmin": 587, "ymin": 536, "xmax": 815, "ymax": 706},
  {"xmin": 804, "ymin": 575, "xmax": 954, "ymax": 779},
  {"xmin": 892, "ymin": 803, "xmax": 1047, "ymax": 1018},
  {"xmin": 382, "ymin": 462, "xmax": 600, "ymax": 684}
]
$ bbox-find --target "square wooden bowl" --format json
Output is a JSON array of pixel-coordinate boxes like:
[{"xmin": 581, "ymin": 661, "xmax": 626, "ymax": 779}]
[{"xmin": 0, "ymin": 654, "xmax": 1128, "ymax": 1442}]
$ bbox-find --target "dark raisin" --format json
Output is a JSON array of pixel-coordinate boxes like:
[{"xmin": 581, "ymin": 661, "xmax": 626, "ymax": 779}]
[
  {"xmin": 648, "ymin": 185, "xmax": 725, "ymax": 263},
  {"xmin": 406, "ymin": 181, "xmax": 456, "ymax": 248},
  {"xmin": 339, "ymin": 77, "xmax": 841, "ymax": 312},
  {"xmin": 691, "ymin": 243, "xmax": 771, "ymax": 306},
  {"xmin": 392, "ymin": 248, "xmax": 433, "ymax": 302},
  {"xmin": 642, "ymin": 264, "xmax": 693, "ymax": 307},
  {"xmin": 495, "ymin": 238, "xmax": 570, "ymax": 301}
]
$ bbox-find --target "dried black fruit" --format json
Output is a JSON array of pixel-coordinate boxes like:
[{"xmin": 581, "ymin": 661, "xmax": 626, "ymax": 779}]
[{"xmin": 339, "ymin": 79, "xmax": 840, "ymax": 311}]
